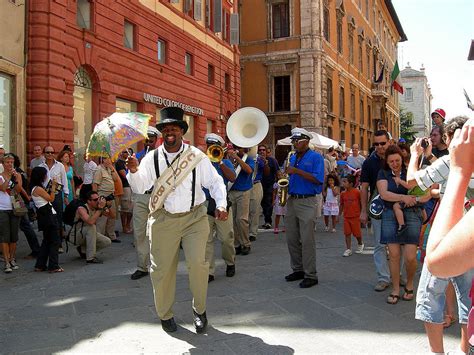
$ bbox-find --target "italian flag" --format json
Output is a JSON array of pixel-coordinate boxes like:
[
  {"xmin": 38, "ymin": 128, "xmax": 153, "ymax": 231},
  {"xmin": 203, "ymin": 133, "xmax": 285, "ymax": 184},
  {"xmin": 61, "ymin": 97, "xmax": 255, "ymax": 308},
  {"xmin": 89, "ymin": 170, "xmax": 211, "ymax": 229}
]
[{"xmin": 391, "ymin": 60, "xmax": 403, "ymax": 94}]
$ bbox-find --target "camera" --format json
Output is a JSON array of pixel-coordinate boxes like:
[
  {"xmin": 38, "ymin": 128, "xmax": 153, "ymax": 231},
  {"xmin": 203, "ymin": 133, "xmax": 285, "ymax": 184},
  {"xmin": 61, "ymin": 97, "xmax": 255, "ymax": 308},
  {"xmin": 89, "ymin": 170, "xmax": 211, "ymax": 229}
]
[
  {"xmin": 101, "ymin": 193, "xmax": 115, "ymax": 202},
  {"xmin": 421, "ymin": 138, "xmax": 429, "ymax": 149},
  {"xmin": 46, "ymin": 180, "xmax": 63, "ymax": 194}
]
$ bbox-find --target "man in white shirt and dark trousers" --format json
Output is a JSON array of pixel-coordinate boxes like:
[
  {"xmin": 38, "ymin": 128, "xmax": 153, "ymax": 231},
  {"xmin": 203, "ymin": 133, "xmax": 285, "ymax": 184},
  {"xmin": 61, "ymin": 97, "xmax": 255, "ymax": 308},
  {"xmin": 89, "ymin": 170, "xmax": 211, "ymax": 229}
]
[{"xmin": 127, "ymin": 107, "xmax": 228, "ymax": 334}]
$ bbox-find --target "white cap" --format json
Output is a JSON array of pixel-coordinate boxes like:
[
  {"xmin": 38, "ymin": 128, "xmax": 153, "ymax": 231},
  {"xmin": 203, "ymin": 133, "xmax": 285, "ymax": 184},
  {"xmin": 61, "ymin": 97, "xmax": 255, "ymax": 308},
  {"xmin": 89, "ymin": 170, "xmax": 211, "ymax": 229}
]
[
  {"xmin": 290, "ymin": 127, "xmax": 312, "ymax": 141},
  {"xmin": 147, "ymin": 126, "xmax": 161, "ymax": 137},
  {"xmin": 204, "ymin": 133, "xmax": 225, "ymax": 146}
]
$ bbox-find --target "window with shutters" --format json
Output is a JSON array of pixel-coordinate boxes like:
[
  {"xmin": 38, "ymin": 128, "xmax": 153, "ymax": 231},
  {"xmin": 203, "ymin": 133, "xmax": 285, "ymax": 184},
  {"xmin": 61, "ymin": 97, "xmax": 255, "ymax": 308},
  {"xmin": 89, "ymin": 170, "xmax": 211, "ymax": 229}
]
[
  {"xmin": 348, "ymin": 32, "xmax": 354, "ymax": 64},
  {"xmin": 327, "ymin": 77, "xmax": 333, "ymax": 113},
  {"xmin": 224, "ymin": 73, "xmax": 231, "ymax": 92},
  {"xmin": 77, "ymin": 0, "xmax": 91, "ymax": 30},
  {"xmin": 194, "ymin": 0, "xmax": 202, "ymax": 21},
  {"xmin": 350, "ymin": 92, "xmax": 355, "ymax": 121},
  {"xmin": 230, "ymin": 13, "xmax": 239, "ymax": 45},
  {"xmin": 124, "ymin": 20, "xmax": 135, "ymax": 50},
  {"xmin": 205, "ymin": 0, "xmax": 213, "ymax": 30},
  {"xmin": 272, "ymin": 1, "xmax": 289, "ymax": 39},
  {"xmin": 185, "ymin": 53, "xmax": 193, "ymax": 75},
  {"xmin": 323, "ymin": 5, "xmax": 330, "ymax": 42},
  {"xmin": 208, "ymin": 65, "xmax": 215, "ymax": 85},
  {"xmin": 358, "ymin": 39, "xmax": 363, "ymax": 72},
  {"xmin": 339, "ymin": 86, "xmax": 345, "ymax": 119},
  {"xmin": 222, "ymin": 9, "xmax": 230, "ymax": 42},
  {"xmin": 360, "ymin": 97, "xmax": 364, "ymax": 126},
  {"xmin": 337, "ymin": 19, "xmax": 343, "ymax": 54},
  {"xmin": 157, "ymin": 39, "xmax": 166, "ymax": 64},
  {"xmin": 274, "ymin": 76, "xmax": 291, "ymax": 112},
  {"xmin": 184, "ymin": 0, "xmax": 194, "ymax": 17},
  {"xmin": 405, "ymin": 88, "xmax": 413, "ymax": 102}
]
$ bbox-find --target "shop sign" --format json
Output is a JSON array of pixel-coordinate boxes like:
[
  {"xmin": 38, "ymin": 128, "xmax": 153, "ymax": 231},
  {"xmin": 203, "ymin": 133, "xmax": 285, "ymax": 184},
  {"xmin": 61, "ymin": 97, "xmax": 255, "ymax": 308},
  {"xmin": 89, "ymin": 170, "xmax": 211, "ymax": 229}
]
[{"xmin": 143, "ymin": 93, "xmax": 204, "ymax": 116}]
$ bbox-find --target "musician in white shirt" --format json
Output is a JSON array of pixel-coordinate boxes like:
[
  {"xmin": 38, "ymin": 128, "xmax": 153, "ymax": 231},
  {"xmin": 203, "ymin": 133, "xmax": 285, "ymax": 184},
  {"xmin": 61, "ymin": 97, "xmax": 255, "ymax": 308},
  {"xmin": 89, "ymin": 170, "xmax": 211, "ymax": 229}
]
[{"xmin": 127, "ymin": 107, "xmax": 227, "ymax": 334}]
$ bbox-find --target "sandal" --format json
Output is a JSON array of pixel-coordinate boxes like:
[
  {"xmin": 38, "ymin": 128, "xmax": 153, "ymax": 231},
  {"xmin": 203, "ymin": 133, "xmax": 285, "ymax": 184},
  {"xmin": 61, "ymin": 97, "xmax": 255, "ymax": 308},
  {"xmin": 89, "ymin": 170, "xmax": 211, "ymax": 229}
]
[
  {"xmin": 387, "ymin": 294, "xmax": 400, "ymax": 305},
  {"xmin": 402, "ymin": 287, "xmax": 414, "ymax": 301},
  {"xmin": 48, "ymin": 268, "xmax": 64, "ymax": 273},
  {"xmin": 34, "ymin": 267, "xmax": 46, "ymax": 272},
  {"xmin": 443, "ymin": 314, "xmax": 457, "ymax": 328}
]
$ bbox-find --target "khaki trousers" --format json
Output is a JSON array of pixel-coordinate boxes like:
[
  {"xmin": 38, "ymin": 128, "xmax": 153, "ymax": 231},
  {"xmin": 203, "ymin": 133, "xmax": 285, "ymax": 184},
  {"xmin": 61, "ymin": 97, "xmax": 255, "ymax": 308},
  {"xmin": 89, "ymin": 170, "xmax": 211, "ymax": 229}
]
[
  {"xmin": 229, "ymin": 189, "xmax": 251, "ymax": 248},
  {"xmin": 75, "ymin": 223, "xmax": 112, "ymax": 260},
  {"xmin": 286, "ymin": 196, "xmax": 318, "ymax": 279},
  {"xmin": 132, "ymin": 193, "xmax": 151, "ymax": 272},
  {"xmin": 148, "ymin": 204, "xmax": 209, "ymax": 320},
  {"xmin": 249, "ymin": 182, "xmax": 263, "ymax": 237},
  {"xmin": 96, "ymin": 197, "xmax": 116, "ymax": 238},
  {"xmin": 205, "ymin": 207, "xmax": 235, "ymax": 276}
]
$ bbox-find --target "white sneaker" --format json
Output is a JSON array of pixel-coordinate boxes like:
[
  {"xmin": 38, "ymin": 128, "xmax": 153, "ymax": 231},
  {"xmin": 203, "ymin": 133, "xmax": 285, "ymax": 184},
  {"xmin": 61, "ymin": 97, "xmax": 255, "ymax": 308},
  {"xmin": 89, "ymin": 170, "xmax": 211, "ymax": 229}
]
[
  {"xmin": 355, "ymin": 244, "xmax": 365, "ymax": 254},
  {"xmin": 324, "ymin": 226, "xmax": 329, "ymax": 232},
  {"xmin": 342, "ymin": 249, "xmax": 352, "ymax": 257},
  {"xmin": 4, "ymin": 263, "xmax": 12, "ymax": 273},
  {"xmin": 10, "ymin": 259, "xmax": 19, "ymax": 270},
  {"xmin": 331, "ymin": 228, "xmax": 336, "ymax": 233}
]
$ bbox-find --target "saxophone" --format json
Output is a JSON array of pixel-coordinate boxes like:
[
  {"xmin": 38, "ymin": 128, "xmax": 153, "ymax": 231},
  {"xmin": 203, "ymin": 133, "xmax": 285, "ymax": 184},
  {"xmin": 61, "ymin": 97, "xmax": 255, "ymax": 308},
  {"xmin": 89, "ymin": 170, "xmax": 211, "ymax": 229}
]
[{"xmin": 277, "ymin": 150, "xmax": 295, "ymax": 206}]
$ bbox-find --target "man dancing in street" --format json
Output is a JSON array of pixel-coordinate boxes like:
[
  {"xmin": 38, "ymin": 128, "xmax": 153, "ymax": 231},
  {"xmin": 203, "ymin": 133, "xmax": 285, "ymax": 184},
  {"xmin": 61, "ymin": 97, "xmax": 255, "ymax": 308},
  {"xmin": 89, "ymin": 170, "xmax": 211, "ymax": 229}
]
[{"xmin": 127, "ymin": 107, "xmax": 227, "ymax": 334}]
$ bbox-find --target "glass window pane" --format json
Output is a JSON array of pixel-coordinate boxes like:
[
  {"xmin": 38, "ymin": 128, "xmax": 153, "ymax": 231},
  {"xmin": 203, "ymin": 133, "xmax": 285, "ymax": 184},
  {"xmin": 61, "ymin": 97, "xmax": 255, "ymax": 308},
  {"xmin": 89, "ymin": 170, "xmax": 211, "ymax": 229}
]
[
  {"xmin": 158, "ymin": 40, "xmax": 166, "ymax": 64},
  {"xmin": 116, "ymin": 98, "xmax": 137, "ymax": 113}
]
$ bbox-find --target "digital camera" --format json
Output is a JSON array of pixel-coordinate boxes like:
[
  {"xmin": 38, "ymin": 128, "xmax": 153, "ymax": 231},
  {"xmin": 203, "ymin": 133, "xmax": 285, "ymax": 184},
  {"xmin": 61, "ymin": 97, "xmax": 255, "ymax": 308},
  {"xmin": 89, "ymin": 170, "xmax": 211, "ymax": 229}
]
[{"xmin": 101, "ymin": 193, "xmax": 115, "ymax": 202}]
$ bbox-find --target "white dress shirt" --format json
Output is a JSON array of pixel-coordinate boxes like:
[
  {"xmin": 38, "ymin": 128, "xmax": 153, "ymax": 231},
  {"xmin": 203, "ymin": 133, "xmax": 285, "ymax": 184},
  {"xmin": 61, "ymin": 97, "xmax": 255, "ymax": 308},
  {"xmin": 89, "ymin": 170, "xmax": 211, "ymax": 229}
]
[
  {"xmin": 83, "ymin": 160, "xmax": 98, "ymax": 185},
  {"xmin": 39, "ymin": 160, "xmax": 69, "ymax": 195},
  {"xmin": 127, "ymin": 143, "xmax": 227, "ymax": 214}
]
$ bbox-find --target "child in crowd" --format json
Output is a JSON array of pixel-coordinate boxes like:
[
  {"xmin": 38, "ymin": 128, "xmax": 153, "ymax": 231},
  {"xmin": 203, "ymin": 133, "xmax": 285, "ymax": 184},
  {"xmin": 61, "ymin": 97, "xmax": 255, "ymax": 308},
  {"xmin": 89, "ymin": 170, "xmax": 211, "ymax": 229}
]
[
  {"xmin": 393, "ymin": 176, "xmax": 428, "ymax": 236},
  {"xmin": 272, "ymin": 181, "xmax": 287, "ymax": 234},
  {"xmin": 339, "ymin": 175, "xmax": 364, "ymax": 257},
  {"xmin": 323, "ymin": 173, "xmax": 340, "ymax": 232}
]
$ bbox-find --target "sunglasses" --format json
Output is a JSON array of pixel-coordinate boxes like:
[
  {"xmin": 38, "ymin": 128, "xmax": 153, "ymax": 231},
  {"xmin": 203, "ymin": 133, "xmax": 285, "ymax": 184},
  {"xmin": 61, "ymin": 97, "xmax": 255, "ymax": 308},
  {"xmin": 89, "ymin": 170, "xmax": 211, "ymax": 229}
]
[{"xmin": 373, "ymin": 142, "xmax": 387, "ymax": 147}]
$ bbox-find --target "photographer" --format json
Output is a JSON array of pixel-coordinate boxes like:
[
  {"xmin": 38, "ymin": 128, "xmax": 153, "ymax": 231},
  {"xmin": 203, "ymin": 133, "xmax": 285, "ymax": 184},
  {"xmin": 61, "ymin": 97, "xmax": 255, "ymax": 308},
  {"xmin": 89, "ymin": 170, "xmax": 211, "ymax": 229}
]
[
  {"xmin": 74, "ymin": 191, "xmax": 113, "ymax": 264},
  {"xmin": 421, "ymin": 125, "xmax": 449, "ymax": 166},
  {"xmin": 93, "ymin": 156, "xmax": 120, "ymax": 242}
]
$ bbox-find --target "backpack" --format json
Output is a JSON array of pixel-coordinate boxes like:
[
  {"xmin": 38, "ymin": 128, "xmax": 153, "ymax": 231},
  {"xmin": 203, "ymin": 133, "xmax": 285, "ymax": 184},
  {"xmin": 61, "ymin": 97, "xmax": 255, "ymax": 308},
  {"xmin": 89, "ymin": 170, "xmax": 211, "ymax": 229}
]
[{"xmin": 63, "ymin": 199, "xmax": 86, "ymax": 226}]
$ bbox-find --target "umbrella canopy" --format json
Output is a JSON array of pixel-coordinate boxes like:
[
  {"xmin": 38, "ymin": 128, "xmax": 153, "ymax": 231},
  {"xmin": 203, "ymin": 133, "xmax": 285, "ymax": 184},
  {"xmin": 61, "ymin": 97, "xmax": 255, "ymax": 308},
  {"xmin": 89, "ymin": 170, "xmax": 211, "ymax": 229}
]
[
  {"xmin": 87, "ymin": 112, "xmax": 151, "ymax": 160},
  {"xmin": 276, "ymin": 131, "xmax": 339, "ymax": 149}
]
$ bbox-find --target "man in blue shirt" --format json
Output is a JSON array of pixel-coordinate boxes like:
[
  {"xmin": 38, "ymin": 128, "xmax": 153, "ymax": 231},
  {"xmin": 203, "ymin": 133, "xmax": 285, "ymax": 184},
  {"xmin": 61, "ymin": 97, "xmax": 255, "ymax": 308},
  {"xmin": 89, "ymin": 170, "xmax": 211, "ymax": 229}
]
[
  {"xmin": 203, "ymin": 134, "xmax": 237, "ymax": 282},
  {"xmin": 285, "ymin": 128, "xmax": 324, "ymax": 288},
  {"xmin": 360, "ymin": 130, "xmax": 391, "ymax": 292},
  {"xmin": 135, "ymin": 127, "xmax": 160, "ymax": 161},
  {"xmin": 228, "ymin": 145, "xmax": 255, "ymax": 255}
]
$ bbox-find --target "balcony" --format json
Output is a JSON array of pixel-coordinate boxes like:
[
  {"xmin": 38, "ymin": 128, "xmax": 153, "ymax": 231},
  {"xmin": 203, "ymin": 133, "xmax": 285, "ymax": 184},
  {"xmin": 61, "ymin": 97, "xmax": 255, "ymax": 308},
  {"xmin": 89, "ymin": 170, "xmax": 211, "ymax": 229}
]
[{"xmin": 371, "ymin": 82, "xmax": 390, "ymax": 100}]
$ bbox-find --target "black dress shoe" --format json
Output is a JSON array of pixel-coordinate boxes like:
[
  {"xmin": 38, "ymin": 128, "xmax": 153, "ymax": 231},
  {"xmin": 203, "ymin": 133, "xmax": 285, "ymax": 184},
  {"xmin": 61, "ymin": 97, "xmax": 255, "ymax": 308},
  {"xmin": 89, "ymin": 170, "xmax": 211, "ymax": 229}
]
[
  {"xmin": 299, "ymin": 278, "xmax": 318, "ymax": 288},
  {"xmin": 193, "ymin": 311, "xmax": 208, "ymax": 333},
  {"xmin": 249, "ymin": 235, "xmax": 256, "ymax": 241},
  {"xmin": 241, "ymin": 246, "xmax": 251, "ymax": 255},
  {"xmin": 161, "ymin": 317, "xmax": 177, "ymax": 332},
  {"xmin": 86, "ymin": 257, "xmax": 103, "ymax": 264},
  {"xmin": 235, "ymin": 246, "xmax": 242, "ymax": 255},
  {"xmin": 285, "ymin": 271, "xmax": 305, "ymax": 282},
  {"xmin": 131, "ymin": 270, "xmax": 149, "ymax": 280},
  {"xmin": 226, "ymin": 264, "xmax": 235, "ymax": 277},
  {"xmin": 208, "ymin": 275, "xmax": 215, "ymax": 283}
]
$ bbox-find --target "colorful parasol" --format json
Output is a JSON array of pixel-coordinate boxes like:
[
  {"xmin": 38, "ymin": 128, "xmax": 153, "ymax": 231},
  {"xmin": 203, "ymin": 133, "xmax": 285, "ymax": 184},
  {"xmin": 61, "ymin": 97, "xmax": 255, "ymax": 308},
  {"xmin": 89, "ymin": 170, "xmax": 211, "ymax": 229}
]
[{"xmin": 86, "ymin": 112, "xmax": 151, "ymax": 160}]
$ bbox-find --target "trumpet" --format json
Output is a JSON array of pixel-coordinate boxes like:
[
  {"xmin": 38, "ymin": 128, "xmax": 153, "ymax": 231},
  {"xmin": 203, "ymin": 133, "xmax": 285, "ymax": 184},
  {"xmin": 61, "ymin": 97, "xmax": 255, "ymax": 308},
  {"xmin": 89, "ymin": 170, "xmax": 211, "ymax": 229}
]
[
  {"xmin": 277, "ymin": 150, "xmax": 295, "ymax": 206},
  {"xmin": 206, "ymin": 144, "xmax": 226, "ymax": 163}
]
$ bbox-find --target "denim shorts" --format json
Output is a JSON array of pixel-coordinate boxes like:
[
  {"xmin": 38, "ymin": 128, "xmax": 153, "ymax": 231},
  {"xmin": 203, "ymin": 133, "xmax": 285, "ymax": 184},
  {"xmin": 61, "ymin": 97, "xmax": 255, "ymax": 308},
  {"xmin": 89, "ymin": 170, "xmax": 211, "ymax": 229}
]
[
  {"xmin": 381, "ymin": 207, "xmax": 422, "ymax": 245},
  {"xmin": 415, "ymin": 263, "xmax": 473, "ymax": 324}
]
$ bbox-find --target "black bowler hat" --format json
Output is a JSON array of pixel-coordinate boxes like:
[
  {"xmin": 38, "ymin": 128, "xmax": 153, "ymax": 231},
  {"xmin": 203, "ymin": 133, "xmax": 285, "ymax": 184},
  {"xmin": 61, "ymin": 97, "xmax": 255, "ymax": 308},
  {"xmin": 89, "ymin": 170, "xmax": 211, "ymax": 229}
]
[{"xmin": 156, "ymin": 107, "xmax": 188, "ymax": 134}]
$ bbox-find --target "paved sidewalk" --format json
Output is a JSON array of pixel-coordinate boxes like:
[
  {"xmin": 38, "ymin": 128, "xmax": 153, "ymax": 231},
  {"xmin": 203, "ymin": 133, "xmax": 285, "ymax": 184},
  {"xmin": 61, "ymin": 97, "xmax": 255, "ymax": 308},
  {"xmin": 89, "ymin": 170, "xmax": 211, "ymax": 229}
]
[{"xmin": 0, "ymin": 220, "xmax": 460, "ymax": 354}]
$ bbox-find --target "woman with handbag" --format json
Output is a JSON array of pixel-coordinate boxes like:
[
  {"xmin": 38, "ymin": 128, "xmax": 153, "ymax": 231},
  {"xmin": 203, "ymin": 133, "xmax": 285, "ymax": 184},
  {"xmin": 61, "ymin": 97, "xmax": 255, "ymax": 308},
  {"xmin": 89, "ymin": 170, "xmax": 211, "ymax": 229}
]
[
  {"xmin": 376, "ymin": 145, "xmax": 428, "ymax": 305},
  {"xmin": 0, "ymin": 153, "xmax": 23, "ymax": 273},
  {"xmin": 30, "ymin": 166, "xmax": 63, "ymax": 273}
]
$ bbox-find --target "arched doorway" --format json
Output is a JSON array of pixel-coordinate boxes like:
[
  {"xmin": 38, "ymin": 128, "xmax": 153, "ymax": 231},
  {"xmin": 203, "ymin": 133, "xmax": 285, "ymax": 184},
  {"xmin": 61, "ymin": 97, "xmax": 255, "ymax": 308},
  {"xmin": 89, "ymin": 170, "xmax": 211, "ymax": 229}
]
[{"xmin": 73, "ymin": 66, "xmax": 94, "ymax": 177}]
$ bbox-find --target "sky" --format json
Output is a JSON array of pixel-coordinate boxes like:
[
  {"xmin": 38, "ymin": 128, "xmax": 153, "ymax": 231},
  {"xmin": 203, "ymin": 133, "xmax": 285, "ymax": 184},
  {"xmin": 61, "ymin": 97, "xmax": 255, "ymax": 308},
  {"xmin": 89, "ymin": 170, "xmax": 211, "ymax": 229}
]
[{"xmin": 392, "ymin": 0, "xmax": 474, "ymax": 119}]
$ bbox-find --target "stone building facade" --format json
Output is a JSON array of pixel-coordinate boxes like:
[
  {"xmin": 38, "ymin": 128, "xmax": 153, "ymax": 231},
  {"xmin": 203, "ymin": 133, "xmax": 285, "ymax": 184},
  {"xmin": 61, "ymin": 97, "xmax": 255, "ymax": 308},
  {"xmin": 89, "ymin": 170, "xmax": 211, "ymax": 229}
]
[
  {"xmin": 240, "ymin": 0, "xmax": 406, "ymax": 161},
  {"xmin": 399, "ymin": 64, "xmax": 432, "ymax": 137},
  {"xmin": 0, "ymin": 0, "xmax": 27, "ymax": 159},
  {"xmin": 26, "ymin": 0, "xmax": 240, "ymax": 165}
]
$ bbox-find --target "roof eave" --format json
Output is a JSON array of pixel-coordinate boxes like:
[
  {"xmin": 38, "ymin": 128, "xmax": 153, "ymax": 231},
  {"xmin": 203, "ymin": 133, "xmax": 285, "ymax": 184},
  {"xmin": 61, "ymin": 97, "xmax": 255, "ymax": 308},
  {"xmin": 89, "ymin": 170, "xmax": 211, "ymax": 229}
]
[{"xmin": 385, "ymin": 0, "xmax": 408, "ymax": 42}]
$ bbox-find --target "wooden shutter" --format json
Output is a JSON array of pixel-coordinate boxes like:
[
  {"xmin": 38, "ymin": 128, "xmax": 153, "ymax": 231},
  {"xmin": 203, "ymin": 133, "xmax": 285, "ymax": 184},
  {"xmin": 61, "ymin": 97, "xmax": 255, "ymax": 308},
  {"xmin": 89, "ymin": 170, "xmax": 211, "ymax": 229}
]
[
  {"xmin": 194, "ymin": 0, "xmax": 202, "ymax": 21},
  {"xmin": 230, "ymin": 13, "xmax": 239, "ymax": 45},
  {"xmin": 213, "ymin": 0, "xmax": 222, "ymax": 33}
]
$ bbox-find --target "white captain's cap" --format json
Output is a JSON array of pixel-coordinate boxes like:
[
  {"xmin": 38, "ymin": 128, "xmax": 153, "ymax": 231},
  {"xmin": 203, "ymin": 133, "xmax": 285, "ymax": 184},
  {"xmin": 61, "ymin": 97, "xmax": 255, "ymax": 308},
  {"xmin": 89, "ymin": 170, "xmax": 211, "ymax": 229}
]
[
  {"xmin": 205, "ymin": 133, "xmax": 225, "ymax": 146},
  {"xmin": 290, "ymin": 127, "xmax": 312, "ymax": 141},
  {"xmin": 147, "ymin": 126, "xmax": 161, "ymax": 137}
]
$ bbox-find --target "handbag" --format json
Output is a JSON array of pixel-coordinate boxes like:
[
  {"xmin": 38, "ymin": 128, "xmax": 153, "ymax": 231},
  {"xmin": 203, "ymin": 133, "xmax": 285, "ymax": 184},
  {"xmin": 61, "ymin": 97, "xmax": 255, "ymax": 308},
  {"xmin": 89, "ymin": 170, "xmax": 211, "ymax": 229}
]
[{"xmin": 10, "ymin": 192, "xmax": 28, "ymax": 217}]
